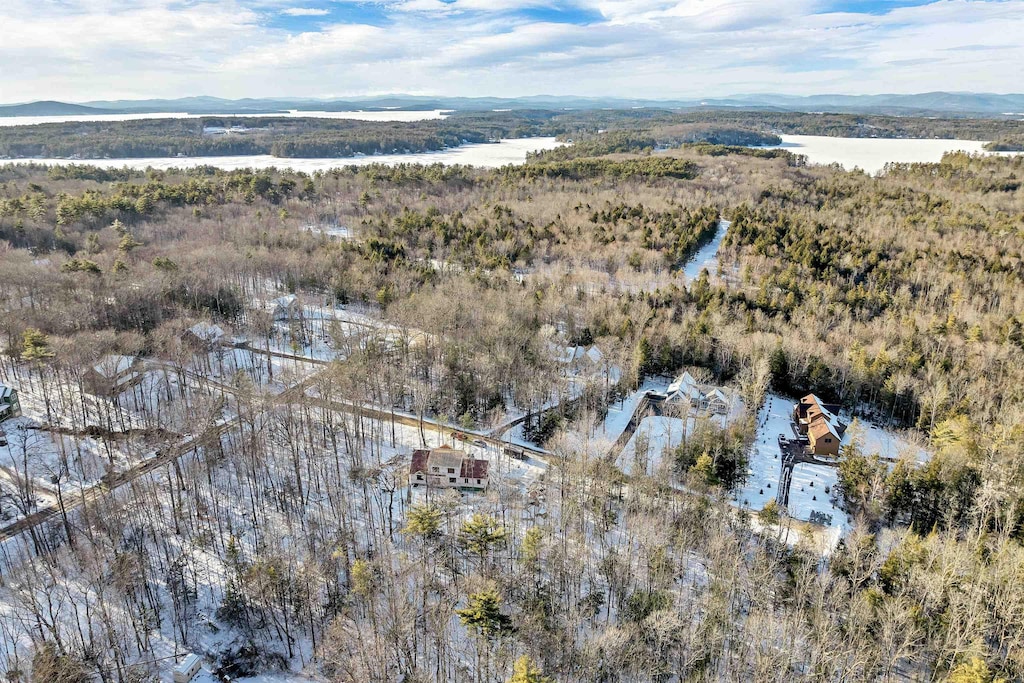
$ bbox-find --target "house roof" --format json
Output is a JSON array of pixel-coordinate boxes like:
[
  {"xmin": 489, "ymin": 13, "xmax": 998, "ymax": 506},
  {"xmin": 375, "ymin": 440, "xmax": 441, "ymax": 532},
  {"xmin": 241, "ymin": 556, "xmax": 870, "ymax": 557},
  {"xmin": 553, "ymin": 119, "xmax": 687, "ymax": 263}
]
[
  {"xmin": 92, "ymin": 354, "xmax": 137, "ymax": 377},
  {"xmin": 706, "ymin": 388, "xmax": 729, "ymax": 403},
  {"xmin": 808, "ymin": 416, "xmax": 839, "ymax": 441},
  {"xmin": 548, "ymin": 343, "xmax": 602, "ymax": 365},
  {"xmin": 272, "ymin": 294, "xmax": 298, "ymax": 307},
  {"xmin": 174, "ymin": 654, "xmax": 201, "ymax": 673},
  {"xmin": 429, "ymin": 447, "xmax": 466, "ymax": 471},
  {"xmin": 798, "ymin": 393, "xmax": 842, "ymax": 418},
  {"xmin": 461, "ymin": 457, "xmax": 489, "ymax": 479},
  {"xmin": 187, "ymin": 322, "xmax": 225, "ymax": 341},
  {"xmin": 0, "ymin": 385, "xmax": 12, "ymax": 401},
  {"xmin": 667, "ymin": 371, "xmax": 698, "ymax": 396},
  {"xmin": 410, "ymin": 449, "xmax": 430, "ymax": 474}
]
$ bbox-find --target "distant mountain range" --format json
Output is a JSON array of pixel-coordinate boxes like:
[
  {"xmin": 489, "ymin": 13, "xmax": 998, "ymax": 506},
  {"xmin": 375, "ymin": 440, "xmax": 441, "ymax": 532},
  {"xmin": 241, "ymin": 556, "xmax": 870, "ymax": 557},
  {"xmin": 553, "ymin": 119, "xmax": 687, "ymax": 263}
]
[{"xmin": 3, "ymin": 92, "xmax": 1024, "ymax": 118}]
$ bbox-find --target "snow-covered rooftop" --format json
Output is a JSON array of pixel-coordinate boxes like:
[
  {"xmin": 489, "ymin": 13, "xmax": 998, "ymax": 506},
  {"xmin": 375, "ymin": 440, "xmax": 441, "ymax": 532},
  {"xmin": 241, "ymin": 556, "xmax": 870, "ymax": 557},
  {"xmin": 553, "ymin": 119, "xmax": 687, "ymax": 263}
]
[{"xmin": 91, "ymin": 354, "xmax": 137, "ymax": 377}]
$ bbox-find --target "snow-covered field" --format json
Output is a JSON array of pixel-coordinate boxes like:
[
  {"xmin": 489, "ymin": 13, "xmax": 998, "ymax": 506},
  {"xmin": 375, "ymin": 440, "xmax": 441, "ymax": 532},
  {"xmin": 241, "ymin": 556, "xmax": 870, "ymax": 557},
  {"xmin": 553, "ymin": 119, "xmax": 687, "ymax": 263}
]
[
  {"xmin": 768, "ymin": 134, "xmax": 1022, "ymax": 175},
  {"xmin": 615, "ymin": 403, "xmax": 743, "ymax": 478},
  {"xmin": 617, "ymin": 415, "xmax": 688, "ymax": 476},
  {"xmin": 849, "ymin": 418, "xmax": 932, "ymax": 465}
]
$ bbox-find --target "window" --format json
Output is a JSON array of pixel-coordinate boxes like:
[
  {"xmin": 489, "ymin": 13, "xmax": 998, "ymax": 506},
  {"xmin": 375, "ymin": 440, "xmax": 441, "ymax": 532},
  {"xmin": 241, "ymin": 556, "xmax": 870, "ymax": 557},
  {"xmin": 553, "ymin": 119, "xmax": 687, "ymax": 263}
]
[
  {"xmin": 431, "ymin": 466, "xmax": 438, "ymax": 472},
  {"xmin": 825, "ymin": 438, "xmax": 832, "ymax": 443},
  {"xmin": 448, "ymin": 467, "xmax": 455, "ymax": 474},
  {"xmin": 449, "ymin": 477, "xmax": 456, "ymax": 483},
  {"xmin": 476, "ymin": 479, "xmax": 481, "ymax": 484}
]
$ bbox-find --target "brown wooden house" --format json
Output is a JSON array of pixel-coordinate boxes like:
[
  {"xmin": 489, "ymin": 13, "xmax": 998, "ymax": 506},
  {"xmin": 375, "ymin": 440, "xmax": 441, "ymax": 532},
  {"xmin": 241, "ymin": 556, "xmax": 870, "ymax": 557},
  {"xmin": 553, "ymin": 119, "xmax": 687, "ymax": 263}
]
[{"xmin": 794, "ymin": 394, "xmax": 847, "ymax": 457}]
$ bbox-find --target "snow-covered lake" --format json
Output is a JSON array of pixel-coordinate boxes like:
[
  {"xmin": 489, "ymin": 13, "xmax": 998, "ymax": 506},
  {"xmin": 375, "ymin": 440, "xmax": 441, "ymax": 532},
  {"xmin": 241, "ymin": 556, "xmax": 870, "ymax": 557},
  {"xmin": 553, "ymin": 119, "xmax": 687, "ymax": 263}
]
[
  {"xmin": 6, "ymin": 137, "xmax": 564, "ymax": 171},
  {"xmin": 0, "ymin": 109, "xmax": 449, "ymax": 127},
  {"xmin": 770, "ymin": 134, "xmax": 1020, "ymax": 174}
]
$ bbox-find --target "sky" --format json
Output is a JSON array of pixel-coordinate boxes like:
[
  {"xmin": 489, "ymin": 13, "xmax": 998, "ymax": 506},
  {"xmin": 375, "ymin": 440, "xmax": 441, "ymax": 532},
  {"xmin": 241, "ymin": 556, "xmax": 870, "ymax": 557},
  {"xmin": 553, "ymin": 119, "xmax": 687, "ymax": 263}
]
[{"xmin": 0, "ymin": 0, "xmax": 1022, "ymax": 103}]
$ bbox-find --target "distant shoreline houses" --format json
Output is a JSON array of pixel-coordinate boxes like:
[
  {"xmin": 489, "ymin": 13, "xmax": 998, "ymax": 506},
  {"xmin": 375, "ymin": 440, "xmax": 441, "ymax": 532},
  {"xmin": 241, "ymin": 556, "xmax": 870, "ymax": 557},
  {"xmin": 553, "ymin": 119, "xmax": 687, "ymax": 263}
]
[{"xmin": 410, "ymin": 445, "xmax": 489, "ymax": 492}]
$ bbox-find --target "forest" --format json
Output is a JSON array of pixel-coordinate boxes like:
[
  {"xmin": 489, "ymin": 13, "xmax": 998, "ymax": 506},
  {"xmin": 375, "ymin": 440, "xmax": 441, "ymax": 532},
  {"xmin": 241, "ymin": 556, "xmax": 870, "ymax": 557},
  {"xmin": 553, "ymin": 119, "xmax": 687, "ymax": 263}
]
[
  {"xmin": 0, "ymin": 135, "xmax": 1022, "ymax": 683},
  {"xmin": 4, "ymin": 107, "xmax": 1024, "ymax": 160}
]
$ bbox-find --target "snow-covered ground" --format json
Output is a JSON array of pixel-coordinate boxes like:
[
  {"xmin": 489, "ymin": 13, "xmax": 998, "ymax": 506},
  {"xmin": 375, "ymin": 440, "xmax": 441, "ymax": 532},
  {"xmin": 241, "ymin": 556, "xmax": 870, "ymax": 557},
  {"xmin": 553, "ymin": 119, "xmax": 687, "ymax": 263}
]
[
  {"xmin": 847, "ymin": 417, "xmax": 932, "ymax": 465},
  {"xmin": 788, "ymin": 462, "xmax": 847, "ymax": 530},
  {"xmin": 617, "ymin": 415, "xmax": 689, "ymax": 476},
  {"xmin": 598, "ymin": 376, "xmax": 672, "ymax": 444},
  {"xmin": 187, "ymin": 344, "xmax": 321, "ymax": 390},
  {"xmin": 738, "ymin": 392, "xmax": 926, "ymax": 536},
  {"xmin": 303, "ymin": 223, "xmax": 353, "ymax": 240},
  {"xmin": 683, "ymin": 219, "xmax": 730, "ymax": 281},
  {"xmin": 734, "ymin": 393, "xmax": 792, "ymax": 512}
]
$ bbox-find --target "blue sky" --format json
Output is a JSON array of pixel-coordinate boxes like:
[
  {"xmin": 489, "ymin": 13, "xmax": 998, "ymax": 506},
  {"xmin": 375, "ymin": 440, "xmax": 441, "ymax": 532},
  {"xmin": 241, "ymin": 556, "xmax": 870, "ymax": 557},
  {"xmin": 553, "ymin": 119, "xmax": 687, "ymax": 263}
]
[{"xmin": 0, "ymin": 0, "xmax": 1021, "ymax": 102}]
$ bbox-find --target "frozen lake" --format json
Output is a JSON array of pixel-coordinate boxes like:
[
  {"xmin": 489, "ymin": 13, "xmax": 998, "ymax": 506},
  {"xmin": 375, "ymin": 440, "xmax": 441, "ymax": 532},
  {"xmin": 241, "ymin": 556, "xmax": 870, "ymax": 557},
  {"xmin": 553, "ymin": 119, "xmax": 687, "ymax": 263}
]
[
  {"xmin": 0, "ymin": 109, "xmax": 449, "ymax": 127},
  {"xmin": 770, "ymin": 134, "xmax": 1020, "ymax": 174},
  {"xmin": 5, "ymin": 137, "xmax": 565, "ymax": 171}
]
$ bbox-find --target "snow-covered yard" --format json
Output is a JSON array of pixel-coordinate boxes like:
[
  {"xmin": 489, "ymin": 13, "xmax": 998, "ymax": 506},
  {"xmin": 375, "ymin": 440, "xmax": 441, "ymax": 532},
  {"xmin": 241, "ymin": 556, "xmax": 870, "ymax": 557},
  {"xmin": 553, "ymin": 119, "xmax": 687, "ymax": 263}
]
[
  {"xmin": 598, "ymin": 376, "xmax": 672, "ymax": 444},
  {"xmin": 788, "ymin": 462, "xmax": 848, "ymax": 530},
  {"xmin": 734, "ymin": 392, "xmax": 791, "ymax": 512},
  {"xmin": 617, "ymin": 415, "xmax": 688, "ymax": 477},
  {"xmin": 848, "ymin": 417, "xmax": 932, "ymax": 465}
]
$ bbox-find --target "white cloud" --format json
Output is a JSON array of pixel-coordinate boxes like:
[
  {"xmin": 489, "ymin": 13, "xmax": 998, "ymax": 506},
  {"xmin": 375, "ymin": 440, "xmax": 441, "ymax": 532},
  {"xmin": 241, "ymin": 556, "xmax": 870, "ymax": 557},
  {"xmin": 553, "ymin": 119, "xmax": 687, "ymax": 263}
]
[
  {"xmin": 0, "ymin": 0, "xmax": 1021, "ymax": 102},
  {"xmin": 281, "ymin": 7, "xmax": 331, "ymax": 16}
]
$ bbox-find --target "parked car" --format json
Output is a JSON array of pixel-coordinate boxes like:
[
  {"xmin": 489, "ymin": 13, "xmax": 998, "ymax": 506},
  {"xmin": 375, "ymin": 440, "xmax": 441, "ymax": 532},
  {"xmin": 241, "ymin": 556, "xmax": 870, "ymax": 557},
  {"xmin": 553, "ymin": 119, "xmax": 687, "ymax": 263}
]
[
  {"xmin": 504, "ymin": 447, "xmax": 526, "ymax": 460},
  {"xmin": 473, "ymin": 439, "xmax": 488, "ymax": 448}
]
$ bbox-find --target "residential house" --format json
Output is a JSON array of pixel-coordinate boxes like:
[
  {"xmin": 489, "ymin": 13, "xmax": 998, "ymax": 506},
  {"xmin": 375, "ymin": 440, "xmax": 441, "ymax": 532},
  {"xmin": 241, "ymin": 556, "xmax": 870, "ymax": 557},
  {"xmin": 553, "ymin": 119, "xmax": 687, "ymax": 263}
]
[
  {"xmin": 549, "ymin": 343, "xmax": 605, "ymax": 375},
  {"xmin": 665, "ymin": 371, "xmax": 732, "ymax": 416},
  {"xmin": 84, "ymin": 355, "xmax": 144, "ymax": 396},
  {"xmin": 410, "ymin": 445, "xmax": 489, "ymax": 491},
  {"xmin": 794, "ymin": 394, "xmax": 846, "ymax": 457},
  {"xmin": 181, "ymin": 322, "xmax": 226, "ymax": 351},
  {"xmin": 271, "ymin": 295, "xmax": 302, "ymax": 322},
  {"xmin": 0, "ymin": 384, "xmax": 20, "ymax": 422}
]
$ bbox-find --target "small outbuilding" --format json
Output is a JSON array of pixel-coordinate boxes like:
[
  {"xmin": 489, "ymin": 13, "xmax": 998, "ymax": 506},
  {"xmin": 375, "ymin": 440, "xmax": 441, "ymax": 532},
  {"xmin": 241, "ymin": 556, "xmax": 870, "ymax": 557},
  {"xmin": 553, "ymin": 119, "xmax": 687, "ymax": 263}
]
[{"xmin": 172, "ymin": 653, "xmax": 202, "ymax": 683}]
